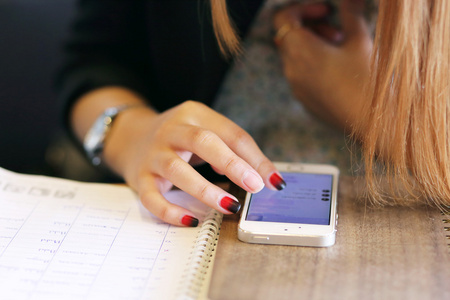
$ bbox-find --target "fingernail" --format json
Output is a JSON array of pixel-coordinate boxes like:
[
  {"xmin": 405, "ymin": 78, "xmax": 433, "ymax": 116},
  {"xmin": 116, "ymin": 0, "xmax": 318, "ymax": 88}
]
[
  {"xmin": 269, "ymin": 173, "xmax": 286, "ymax": 190},
  {"xmin": 181, "ymin": 215, "xmax": 199, "ymax": 227},
  {"xmin": 219, "ymin": 196, "xmax": 241, "ymax": 214},
  {"xmin": 243, "ymin": 170, "xmax": 264, "ymax": 192}
]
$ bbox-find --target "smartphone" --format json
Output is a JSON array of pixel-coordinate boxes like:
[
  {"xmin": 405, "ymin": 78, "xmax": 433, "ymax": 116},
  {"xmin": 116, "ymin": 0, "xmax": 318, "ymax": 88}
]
[{"xmin": 238, "ymin": 162, "xmax": 339, "ymax": 247}]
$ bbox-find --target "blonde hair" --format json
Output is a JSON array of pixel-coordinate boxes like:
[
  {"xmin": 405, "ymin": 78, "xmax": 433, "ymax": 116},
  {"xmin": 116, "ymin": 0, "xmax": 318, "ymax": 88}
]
[
  {"xmin": 210, "ymin": 0, "xmax": 450, "ymax": 208},
  {"xmin": 209, "ymin": 0, "xmax": 241, "ymax": 57},
  {"xmin": 356, "ymin": 0, "xmax": 450, "ymax": 208}
]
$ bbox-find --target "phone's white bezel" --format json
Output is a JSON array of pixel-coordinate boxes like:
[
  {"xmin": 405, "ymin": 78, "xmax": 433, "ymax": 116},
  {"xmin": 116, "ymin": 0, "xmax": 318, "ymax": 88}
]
[{"xmin": 238, "ymin": 162, "xmax": 339, "ymax": 247}]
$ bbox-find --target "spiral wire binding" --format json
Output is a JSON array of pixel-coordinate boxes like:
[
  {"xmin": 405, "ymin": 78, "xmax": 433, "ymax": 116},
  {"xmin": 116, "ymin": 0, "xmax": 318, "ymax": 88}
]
[
  {"xmin": 443, "ymin": 205, "xmax": 450, "ymax": 253},
  {"xmin": 176, "ymin": 210, "xmax": 223, "ymax": 300}
]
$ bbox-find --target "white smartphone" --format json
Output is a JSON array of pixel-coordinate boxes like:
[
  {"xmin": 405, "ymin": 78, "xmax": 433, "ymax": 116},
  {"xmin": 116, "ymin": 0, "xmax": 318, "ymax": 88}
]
[{"xmin": 238, "ymin": 162, "xmax": 339, "ymax": 247}]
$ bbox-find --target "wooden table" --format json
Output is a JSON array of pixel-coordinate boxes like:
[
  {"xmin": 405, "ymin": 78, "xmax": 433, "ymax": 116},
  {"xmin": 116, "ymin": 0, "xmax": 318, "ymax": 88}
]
[{"xmin": 208, "ymin": 176, "xmax": 450, "ymax": 300}]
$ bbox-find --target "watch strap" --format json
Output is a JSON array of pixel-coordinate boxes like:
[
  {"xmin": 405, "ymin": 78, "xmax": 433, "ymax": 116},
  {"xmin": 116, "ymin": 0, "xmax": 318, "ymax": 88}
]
[{"xmin": 83, "ymin": 104, "xmax": 140, "ymax": 166}]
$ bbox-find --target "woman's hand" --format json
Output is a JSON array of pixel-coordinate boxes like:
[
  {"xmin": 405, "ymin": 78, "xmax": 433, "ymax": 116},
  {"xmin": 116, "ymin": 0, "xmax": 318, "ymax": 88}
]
[
  {"xmin": 73, "ymin": 88, "xmax": 285, "ymax": 227},
  {"xmin": 273, "ymin": 0, "xmax": 373, "ymax": 132}
]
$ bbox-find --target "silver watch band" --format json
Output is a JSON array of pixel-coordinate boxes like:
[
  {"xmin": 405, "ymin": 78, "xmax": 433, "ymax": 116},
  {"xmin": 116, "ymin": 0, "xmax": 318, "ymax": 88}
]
[{"xmin": 83, "ymin": 104, "xmax": 141, "ymax": 166}]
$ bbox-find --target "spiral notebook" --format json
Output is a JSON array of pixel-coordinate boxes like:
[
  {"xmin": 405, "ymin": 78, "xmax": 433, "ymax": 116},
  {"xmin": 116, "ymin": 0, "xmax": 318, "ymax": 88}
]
[{"xmin": 0, "ymin": 167, "xmax": 222, "ymax": 300}]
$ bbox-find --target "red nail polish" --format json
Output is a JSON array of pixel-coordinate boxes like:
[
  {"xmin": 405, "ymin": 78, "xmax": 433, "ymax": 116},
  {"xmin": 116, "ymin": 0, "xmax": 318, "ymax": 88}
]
[
  {"xmin": 181, "ymin": 215, "xmax": 199, "ymax": 227},
  {"xmin": 220, "ymin": 196, "xmax": 241, "ymax": 214},
  {"xmin": 270, "ymin": 173, "xmax": 286, "ymax": 190}
]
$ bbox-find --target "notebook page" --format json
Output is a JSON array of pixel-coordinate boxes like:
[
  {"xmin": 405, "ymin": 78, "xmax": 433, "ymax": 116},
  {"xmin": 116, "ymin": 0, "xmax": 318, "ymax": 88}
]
[{"xmin": 0, "ymin": 167, "xmax": 214, "ymax": 300}]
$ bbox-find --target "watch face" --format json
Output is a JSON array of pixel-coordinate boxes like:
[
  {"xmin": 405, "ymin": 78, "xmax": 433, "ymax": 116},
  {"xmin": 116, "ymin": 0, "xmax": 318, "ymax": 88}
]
[
  {"xmin": 84, "ymin": 115, "xmax": 113, "ymax": 159},
  {"xmin": 83, "ymin": 105, "xmax": 134, "ymax": 165}
]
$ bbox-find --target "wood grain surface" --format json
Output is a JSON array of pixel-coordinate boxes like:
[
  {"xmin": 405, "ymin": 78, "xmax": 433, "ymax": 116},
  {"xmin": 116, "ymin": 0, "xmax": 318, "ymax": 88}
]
[{"xmin": 208, "ymin": 176, "xmax": 450, "ymax": 300}]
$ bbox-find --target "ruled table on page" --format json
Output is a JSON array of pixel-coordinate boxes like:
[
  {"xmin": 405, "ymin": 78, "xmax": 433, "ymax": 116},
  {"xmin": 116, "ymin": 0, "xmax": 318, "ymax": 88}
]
[{"xmin": 0, "ymin": 169, "xmax": 210, "ymax": 299}]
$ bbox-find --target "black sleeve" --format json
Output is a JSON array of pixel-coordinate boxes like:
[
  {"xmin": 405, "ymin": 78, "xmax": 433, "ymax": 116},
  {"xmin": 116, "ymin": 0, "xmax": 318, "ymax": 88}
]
[
  {"xmin": 54, "ymin": 0, "xmax": 262, "ymax": 182},
  {"xmin": 55, "ymin": 0, "xmax": 152, "ymax": 129},
  {"xmin": 56, "ymin": 0, "xmax": 262, "ymax": 127}
]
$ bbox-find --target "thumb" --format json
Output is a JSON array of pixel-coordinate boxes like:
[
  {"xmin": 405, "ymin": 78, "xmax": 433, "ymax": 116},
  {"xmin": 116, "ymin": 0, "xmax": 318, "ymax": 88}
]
[{"xmin": 339, "ymin": 0, "xmax": 370, "ymax": 45}]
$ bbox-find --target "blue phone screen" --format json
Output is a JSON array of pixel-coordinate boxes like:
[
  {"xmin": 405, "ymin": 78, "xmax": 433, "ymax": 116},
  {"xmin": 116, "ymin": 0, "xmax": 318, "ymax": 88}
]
[{"xmin": 246, "ymin": 172, "xmax": 333, "ymax": 225}]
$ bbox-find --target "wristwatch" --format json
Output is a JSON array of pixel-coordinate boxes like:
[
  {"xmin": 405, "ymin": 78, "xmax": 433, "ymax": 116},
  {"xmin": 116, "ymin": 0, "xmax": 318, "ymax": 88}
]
[{"xmin": 83, "ymin": 105, "xmax": 135, "ymax": 166}]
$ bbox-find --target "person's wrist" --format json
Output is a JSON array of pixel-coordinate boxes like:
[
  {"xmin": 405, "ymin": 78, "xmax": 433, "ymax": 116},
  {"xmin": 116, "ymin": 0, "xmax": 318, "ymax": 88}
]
[
  {"xmin": 83, "ymin": 104, "xmax": 146, "ymax": 166},
  {"xmin": 101, "ymin": 106, "xmax": 158, "ymax": 177}
]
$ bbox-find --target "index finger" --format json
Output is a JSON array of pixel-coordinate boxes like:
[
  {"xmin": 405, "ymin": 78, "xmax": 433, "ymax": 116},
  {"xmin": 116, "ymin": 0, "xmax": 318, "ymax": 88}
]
[
  {"xmin": 195, "ymin": 108, "xmax": 286, "ymax": 191},
  {"xmin": 219, "ymin": 122, "xmax": 287, "ymax": 191}
]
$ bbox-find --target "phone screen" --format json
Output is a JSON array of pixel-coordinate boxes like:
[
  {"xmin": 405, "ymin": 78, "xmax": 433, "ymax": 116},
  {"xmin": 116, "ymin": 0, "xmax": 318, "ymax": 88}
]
[{"xmin": 246, "ymin": 171, "xmax": 334, "ymax": 225}]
